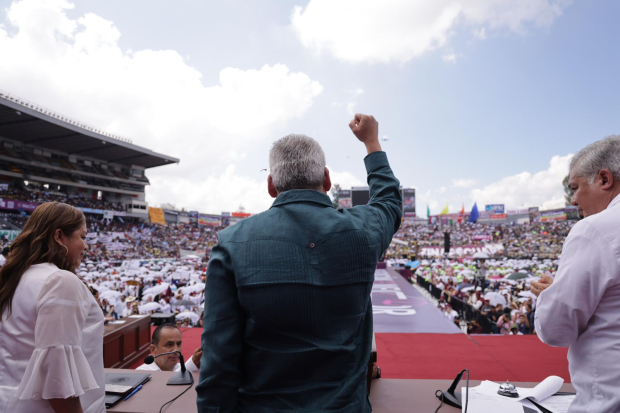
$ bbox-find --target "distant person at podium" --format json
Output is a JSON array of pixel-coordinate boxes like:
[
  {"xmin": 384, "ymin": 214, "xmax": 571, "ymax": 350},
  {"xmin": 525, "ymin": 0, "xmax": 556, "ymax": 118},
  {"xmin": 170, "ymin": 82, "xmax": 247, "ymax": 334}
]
[
  {"xmin": 0, "ymin": 202, "xmax": 105, "ymax": 413},
  {"xmin": 197, "ymin": 114, "xmax": 402, "ymax": 412},
  {"xmin": 531, "ymin": 136, "xmax": 620, "ymax": 412},
  {"xmin": 136, "ymin": 323, "xmax": 201, "ymax": 373}
]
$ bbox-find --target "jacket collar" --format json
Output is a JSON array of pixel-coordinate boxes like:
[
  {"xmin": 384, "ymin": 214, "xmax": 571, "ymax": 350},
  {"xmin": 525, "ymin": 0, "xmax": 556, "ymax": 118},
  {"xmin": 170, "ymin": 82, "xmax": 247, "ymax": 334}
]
[{"xmin": 270, "ymin": 189, "xmax": 334, "ymax": 209}]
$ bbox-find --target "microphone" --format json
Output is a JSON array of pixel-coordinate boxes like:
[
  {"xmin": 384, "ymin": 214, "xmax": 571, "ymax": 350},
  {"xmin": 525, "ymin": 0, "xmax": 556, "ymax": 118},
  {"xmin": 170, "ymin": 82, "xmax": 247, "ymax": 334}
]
[
  {"xmin": 144, "ymin": 351, "xmax": 191, "ymax": 384},
  {"xmin": 436, "ymin": 369, "xmax": 469, "ymax": 410}
]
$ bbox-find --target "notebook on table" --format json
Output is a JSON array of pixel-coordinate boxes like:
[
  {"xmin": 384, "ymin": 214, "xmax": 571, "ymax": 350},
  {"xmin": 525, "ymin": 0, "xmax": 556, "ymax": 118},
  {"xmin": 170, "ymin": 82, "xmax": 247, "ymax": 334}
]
[{"xmin": 104, "ymin": 372, "xmax": 151, "ymax": 408}]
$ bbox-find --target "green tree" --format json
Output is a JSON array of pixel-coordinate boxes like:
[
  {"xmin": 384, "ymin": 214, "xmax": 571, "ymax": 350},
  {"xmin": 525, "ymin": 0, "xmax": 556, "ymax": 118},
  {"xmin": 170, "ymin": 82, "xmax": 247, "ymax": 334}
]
[
  {"xmin": 330, "ymin": 183, "xmax": 341, "ymax": 209},
  {"xmin": 563, "ymin": 174, "xmax": 574, "ymax": 206}
]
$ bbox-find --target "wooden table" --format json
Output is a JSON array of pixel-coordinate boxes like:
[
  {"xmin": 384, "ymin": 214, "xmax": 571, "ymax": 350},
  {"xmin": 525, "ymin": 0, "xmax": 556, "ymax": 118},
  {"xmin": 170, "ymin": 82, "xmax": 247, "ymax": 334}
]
[
  {"xmin": 104, "ymin": 315, "xmax": 152, "ymax": 369},
  {"xmin": 105, "ymin": 369, "xmax": 198, "ymax": 413},
  {"xmin": 369, "ymin": 379, "xmax": 576, "ymax": 413},
  {"xmin": 105, "ymin": 369, "xmax": 576, "ymax": 412}
]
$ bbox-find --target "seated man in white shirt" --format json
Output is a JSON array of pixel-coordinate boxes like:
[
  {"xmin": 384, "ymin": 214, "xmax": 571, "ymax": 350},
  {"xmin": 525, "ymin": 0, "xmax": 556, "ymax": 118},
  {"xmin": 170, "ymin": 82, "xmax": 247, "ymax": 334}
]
[{"xmin": 136, "ymin": 323, "xmax": 202, "ymax": 373}]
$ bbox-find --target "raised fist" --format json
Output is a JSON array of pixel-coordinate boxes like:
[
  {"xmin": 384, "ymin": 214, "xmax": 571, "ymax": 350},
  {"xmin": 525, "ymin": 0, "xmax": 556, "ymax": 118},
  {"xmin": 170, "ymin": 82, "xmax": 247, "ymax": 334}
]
[{"xmin": 349, "ymin": 113, "xmax": 379, "ymax": 145}]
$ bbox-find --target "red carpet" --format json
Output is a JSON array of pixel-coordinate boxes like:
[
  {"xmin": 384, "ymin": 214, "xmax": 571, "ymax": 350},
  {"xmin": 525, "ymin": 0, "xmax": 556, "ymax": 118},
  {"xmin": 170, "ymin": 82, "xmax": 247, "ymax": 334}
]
[
  {"xmin": 135, "ymin": 327, "xmax": 570, "ymax": 383},
  {"xmin": 375, "ymin": 333, "xmax": 570, "ymax": 383}
]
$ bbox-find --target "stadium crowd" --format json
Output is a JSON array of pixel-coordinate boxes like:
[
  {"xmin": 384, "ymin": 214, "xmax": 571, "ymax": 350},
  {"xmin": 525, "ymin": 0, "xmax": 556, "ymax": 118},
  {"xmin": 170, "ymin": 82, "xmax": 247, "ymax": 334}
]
[
  {"xmin": 0, "ymin": 185, "xmax": 125, "ymax": 211},
  {"xmin": 388, "ymin": 220, "xmax": 574, "ymax": 260},
  {"xmin": 413, "ymin": 259, "xmax": 550, "ymax": 335},
  {"xmin": 0, "ymin": 201, "xmax": 576, "ymax": 334}
]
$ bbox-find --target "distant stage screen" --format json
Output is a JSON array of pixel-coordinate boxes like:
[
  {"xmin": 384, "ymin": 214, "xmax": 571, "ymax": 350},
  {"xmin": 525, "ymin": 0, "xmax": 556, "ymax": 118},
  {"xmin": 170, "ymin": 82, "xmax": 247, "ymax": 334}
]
[{"xmin": 352, "ymin": 188, "xmax": 370, "ymax": 207}]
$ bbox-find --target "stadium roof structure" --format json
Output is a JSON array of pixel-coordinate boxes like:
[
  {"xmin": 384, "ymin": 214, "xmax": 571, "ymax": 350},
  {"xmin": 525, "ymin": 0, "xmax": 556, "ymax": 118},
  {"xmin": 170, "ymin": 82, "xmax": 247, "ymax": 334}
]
[{"xmin": 0, "ymin": 91, "xmax": 179, "ymax": 169}]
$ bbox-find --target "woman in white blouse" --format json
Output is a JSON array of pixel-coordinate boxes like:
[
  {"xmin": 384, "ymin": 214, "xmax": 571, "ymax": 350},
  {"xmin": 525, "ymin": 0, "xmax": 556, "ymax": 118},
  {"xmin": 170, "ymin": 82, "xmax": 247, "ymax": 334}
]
[{"xmin": 0, "ymin": 202, "xmax": 105, "ymax": 413}]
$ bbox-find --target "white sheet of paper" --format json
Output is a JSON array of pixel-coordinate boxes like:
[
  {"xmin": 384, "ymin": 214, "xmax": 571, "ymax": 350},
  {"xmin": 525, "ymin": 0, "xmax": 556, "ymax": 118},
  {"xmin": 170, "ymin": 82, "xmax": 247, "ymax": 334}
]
[
  {"xmin": 520, "ymin": 376, "xmax": 565, "ymax": 402},
  {"xmin": 537, "ymin": 395, "xmax": 575, "ymax": 413},
  {"xmin": 462, "ymin": 388, "xmax": 529, "ymax": 413},
  {"xmin": 108, "ymin": 320, "xmax": 126, "ymax": 324},
  {"xmin": 128, "ymin": 315, "xmax": 144, "ymax": 318},
  {"xmin": 472, "ymin": 376, "xmax": 564, "ymax": 402}
]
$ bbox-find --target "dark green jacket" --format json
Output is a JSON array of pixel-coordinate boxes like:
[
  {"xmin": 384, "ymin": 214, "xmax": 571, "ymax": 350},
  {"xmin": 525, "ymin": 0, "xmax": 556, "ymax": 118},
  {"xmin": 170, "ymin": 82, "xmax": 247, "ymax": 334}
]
[{"xmin": 197, "ymin": 151, "xmax": 402, "ymax": 412}]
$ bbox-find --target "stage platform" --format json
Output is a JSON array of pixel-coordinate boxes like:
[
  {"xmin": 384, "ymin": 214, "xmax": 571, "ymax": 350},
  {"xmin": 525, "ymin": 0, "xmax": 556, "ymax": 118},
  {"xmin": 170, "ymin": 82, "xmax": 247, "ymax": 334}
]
[{"xmin": 132, "ymin": 267, "xmax": 570, "ymax": 383}]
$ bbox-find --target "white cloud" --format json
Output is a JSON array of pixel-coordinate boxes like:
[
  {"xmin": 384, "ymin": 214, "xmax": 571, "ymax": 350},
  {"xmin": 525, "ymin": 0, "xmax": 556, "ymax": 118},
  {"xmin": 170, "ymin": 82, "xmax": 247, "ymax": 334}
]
[
  {"xmin": 469, "ymin": 154, "xmax": 572, "ymax": 210},
  {"xmin": 327, "ymin": 166, "xmax": 364, "ymax": 190},
  {"xmin": 346, "ymin": 102, "xmax": 357, "ymax": 115},
  {"xmin": 291, "ymin": 0, "xmax": 570, "ymax": 64},
  {"xmin": 442, "ymin": 53, "xmax": 457, "ymax": 63},
  {"xmin": 0, "ymin": 0, "xmax": 323, "ymax": 212},
  {"xmin": 147, "ymin": 164, "xmax": 274, "ymax": 214},
  {"xmin": 473, "ymin": 27, "xmax": 487, "ymax": 39},
  {"xmin": 452, "ymin": 178, "xmax": 476, "ymax": 188},
  {"xmin": 418, "ymin": 154, "xmax": 572, "ymax": 215}
]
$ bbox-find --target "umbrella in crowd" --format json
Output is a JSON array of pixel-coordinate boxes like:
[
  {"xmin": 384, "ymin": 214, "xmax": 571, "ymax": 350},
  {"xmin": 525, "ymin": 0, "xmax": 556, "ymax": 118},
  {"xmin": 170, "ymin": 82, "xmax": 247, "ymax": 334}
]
[
  {"xmin": 173, "ymin": 299, "xmax": 196, "ymax": 307},
  {"xmin": 507, "ymin": 272, "xmax": 532, "ymax": 280},
  {"xmin": 99, "ymin": 290, "xmax": 121, "ymax": 300},
  {"xmin": 518, "ymin": 291, "xmax": 537, "ymax": 299},
  {"xmin": 483, "ymin": 291, "xmax": 507, "ymax": 307},
  {"xmin": 176, "ymin": 311, "xmax": 201, "ymax": 324},
  {"xmin": 139, "ymin": 302, "xmax": 161, "ymax": 313}
]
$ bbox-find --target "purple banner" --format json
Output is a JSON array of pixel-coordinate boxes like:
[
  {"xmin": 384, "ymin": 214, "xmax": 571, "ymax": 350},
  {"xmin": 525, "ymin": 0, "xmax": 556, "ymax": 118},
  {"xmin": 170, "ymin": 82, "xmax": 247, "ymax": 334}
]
[
  {"xmin": 0, "ymin": 198, "xmax": 40, "ymax": 211},
  {"xmin": 372, "ymin": 268, "xmax": 461, "ymax": 334}
]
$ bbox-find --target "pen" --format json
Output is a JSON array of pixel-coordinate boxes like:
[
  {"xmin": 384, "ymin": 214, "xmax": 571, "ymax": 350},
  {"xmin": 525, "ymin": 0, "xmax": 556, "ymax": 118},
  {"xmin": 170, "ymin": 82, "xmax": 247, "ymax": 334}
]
[{"xmin": 124, "ymin": 384, "xmax": 143, "ymax": 401}]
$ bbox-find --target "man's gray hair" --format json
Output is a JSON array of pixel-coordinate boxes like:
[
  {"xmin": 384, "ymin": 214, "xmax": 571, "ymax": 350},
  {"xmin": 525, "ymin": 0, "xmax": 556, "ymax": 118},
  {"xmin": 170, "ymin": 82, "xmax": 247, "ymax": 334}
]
[
  {"xmin": 569, "ymin": 135, "xmax": 620, "ymax": 184},
  {"xmin": 269, "ymin": 134, "xmax": 326, "ymax": 193}
]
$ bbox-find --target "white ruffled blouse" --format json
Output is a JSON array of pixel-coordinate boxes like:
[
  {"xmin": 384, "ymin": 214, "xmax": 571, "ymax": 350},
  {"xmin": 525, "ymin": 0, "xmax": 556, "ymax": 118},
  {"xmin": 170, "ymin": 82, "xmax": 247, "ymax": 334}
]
[{"xmin": 0, "ymin": 263, "xmax": 105, "ymax": 413}]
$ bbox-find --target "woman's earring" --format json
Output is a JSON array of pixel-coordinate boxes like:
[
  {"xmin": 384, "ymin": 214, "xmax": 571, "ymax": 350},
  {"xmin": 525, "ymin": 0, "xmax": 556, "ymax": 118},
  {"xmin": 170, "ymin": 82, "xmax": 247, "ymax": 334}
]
[{"xmin": 61, "ymin": 244, "xmax": 69, "ymax": 257}]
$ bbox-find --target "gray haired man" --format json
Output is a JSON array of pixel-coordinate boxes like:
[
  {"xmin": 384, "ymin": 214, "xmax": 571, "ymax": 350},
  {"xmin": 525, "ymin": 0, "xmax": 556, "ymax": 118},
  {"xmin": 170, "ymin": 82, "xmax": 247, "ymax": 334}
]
[
  {"xmin": 197, "ymin": 114, "xmax": 402, "ymax": 412},
  {"xmin": 531, "ymin": 136, "xmax": 620, "ymax": 412}
]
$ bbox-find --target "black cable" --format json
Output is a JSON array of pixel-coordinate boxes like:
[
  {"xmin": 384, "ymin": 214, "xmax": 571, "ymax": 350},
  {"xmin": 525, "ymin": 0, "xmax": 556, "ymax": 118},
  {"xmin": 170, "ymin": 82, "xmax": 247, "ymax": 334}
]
[
  {"xmin": 434, "ymin": 390, "xmax": 444, "ymax": 413},
  {"xmin": 159, "ymin": 376, "xmax": 194, "ymax": 413},
  {"xmin": 464, "ymin": 368, "xmax": 469, "ymax": 413}
]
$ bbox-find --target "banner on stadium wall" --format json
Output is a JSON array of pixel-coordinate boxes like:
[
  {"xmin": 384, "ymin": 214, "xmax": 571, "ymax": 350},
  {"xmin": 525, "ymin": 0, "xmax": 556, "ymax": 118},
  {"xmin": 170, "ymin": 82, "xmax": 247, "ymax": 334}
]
[
  {"xmin": 77, "ymin": 207, "xmax": 126, "ymax": 217},
  {"xmin": 485, "ymin": 204, "xmax": 505, "ymax": 214},
  {"xmin": 0, "ymin": 230, "xmax": 20, "ymax": 241},
  {"xmin": 103, "ymin": 210, "xmax": 114, "ymax": 220},
  {"xmin": 418, "ymin": 243, "xmax": 504, "ymax": 258},
  {"xmin": 403, "ymin": 188, "xmax": 416, "ymax": 217},
  {"xmin": 232, "ymin": 212, "xmax": 251, "ymax": 218},
  {"xmin": 148, "ymin": 207, "xmax": 166, "ymax": 225},
  {"xmin": 198, "ymin": 214, "xmax": 221, "ymax": 226},
  {"xmin": 337, "ymin": 190, "xmax": 352, "ymax": 209},
  {"xmin": 189, "ymin": 211, "xmax": 198, "ymax": 224},
  {"xmin": 0, "ymin": 199, "xmax": 40, "ymax": 211},
  {"xmin": 472, "ymin": 235, "xmax": 492, "ymax": 241},
  {"xmin": 506, "ymin": 209, "xmax": 529, "ymax": 215},
  {"xmin": 490, "ymin": 213, "xmax": 507, "ymax": 219},
  {"xmin": 540, "ymin": 209, "xmax": 566, "ymax": 222}
]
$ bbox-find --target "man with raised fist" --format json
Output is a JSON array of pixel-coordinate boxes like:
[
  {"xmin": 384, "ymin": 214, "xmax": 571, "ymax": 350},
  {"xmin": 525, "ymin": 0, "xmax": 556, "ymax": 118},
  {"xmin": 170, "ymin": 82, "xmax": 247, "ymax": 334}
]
[{"xmin": 197, "ymin": 114, "xmax": 402, "ymax": 412}]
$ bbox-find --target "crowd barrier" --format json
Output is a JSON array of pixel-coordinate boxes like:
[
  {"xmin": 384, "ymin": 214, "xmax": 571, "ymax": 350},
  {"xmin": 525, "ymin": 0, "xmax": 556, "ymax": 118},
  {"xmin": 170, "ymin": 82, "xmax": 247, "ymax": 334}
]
[{"xmin": 396, "ymin": 269, "xmax": 480, "ymax": 322}]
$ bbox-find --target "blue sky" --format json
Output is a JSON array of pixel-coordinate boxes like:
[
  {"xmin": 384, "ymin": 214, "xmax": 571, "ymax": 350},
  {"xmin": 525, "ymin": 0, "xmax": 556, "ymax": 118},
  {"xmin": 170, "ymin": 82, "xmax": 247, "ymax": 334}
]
[{"xmin": 0, "ymin": 0, "xmax": 618, "ymax": 214}]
